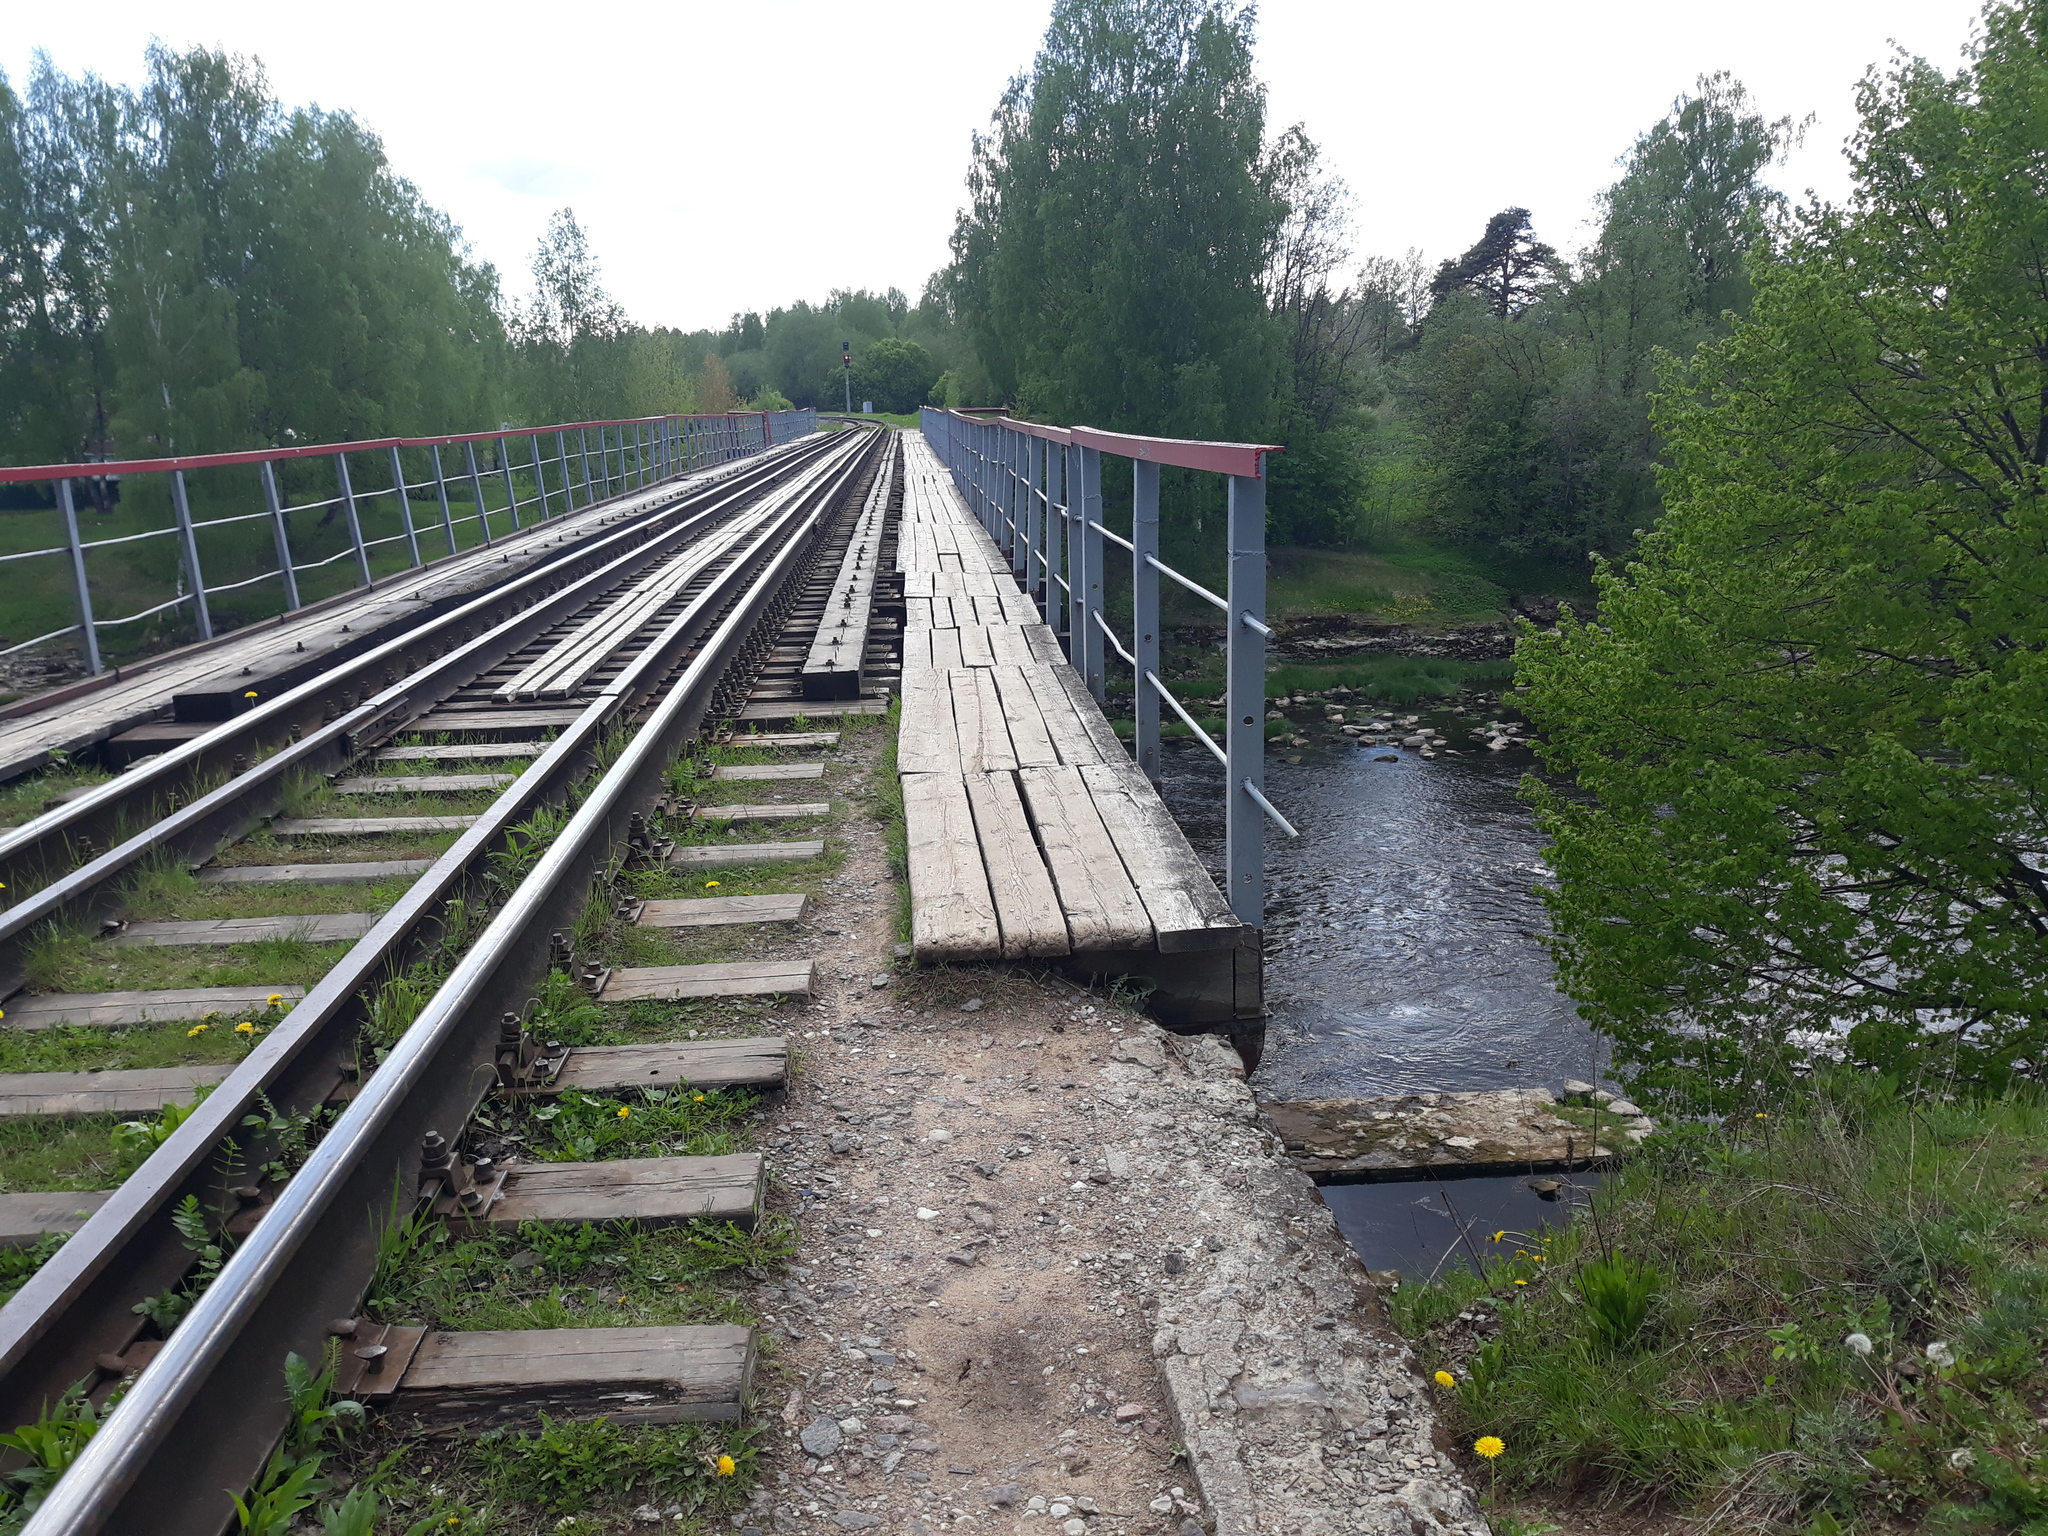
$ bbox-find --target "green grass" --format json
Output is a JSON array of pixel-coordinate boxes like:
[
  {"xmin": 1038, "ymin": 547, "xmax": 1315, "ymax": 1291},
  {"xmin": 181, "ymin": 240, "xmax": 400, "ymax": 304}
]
[
  {"xmin": 0, "ymin": 1115, "xmax": 133, "ymax": 1192},
  {"xmin": 115, "ymin": 862, "xmax": 400, "ymax": 922},
  {"xmin": 1265, "ymin": 537, "xmax": 1589, "ymax": 629},
  {"xmin": 0, "ymin": 1016, "xmax": 275, "ymax": 1074},
  {"xmin": 0, "ymin": 763, "xmax": 113, "ymax": 829},
  {"xmin": 22, "ymin": 929, "xmax": 351, "ymax": 995},
  {"xmin": 1393, "ymin": 1075, "xmax": 2048, "ymax": 1535}
]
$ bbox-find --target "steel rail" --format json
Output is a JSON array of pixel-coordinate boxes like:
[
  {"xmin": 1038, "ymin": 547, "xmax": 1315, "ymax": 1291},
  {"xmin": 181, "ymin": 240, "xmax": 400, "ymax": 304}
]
[
  {"xmin": 0, "ymin": 437, "xmax": 842, "ymax": 992},
  {"xmin": 11, "ymin": 426, "xmax": 886, "ymax": 1536}
]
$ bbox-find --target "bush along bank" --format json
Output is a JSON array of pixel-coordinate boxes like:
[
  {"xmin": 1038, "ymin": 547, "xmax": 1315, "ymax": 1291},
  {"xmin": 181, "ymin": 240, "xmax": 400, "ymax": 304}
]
[{"xmin": 1388, "ymin": 1076, "xmax": 2048, "ymax": 1535}]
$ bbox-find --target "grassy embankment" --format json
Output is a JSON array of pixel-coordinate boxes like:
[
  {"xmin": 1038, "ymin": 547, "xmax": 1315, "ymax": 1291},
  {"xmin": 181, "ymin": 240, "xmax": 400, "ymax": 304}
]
[{"xmin": 1394, "ymin": 1078, "xmax": 2048, "ymax": 1536}]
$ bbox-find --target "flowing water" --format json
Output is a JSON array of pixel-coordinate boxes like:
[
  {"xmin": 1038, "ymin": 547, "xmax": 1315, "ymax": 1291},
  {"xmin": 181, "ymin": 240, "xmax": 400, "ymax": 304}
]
[{"xmin": 1157, "ymin": 702, "xmax": 1612, "ymax": 1273}]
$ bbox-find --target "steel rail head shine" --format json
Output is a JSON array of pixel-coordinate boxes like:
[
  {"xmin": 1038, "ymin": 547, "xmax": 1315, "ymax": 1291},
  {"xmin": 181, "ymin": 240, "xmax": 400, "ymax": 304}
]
[
  {"xmin": 13, "ymin": 426, "xmax": 877, "ymax": 1536},
  {"xmin": 918, "ymin": 407, "xmax": 1287, "ymax": 927}
]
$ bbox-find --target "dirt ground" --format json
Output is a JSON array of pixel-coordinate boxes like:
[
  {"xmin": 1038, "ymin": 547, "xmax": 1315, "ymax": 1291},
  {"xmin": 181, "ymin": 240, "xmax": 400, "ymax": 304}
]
[{"xmin": 740, "ymin": 728, "xmax": 1201, "ymax": 1536}]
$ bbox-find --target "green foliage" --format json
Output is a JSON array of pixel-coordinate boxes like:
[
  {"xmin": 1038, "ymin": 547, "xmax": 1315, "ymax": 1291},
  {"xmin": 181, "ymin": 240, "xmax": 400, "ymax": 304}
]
[
  {"xmin": 850, "ymin": 338, "xmax": 939, "ymax": 414},
  {"xmin": 469, "ymin": 1414, "xmax": 749, "ymax": 1514},
  {"xmin": 0, "ymin": 1233, "xmax": 66, "ymax": 1306},
  {"xmin": 951, "ymin": 0, "xmax": 1282, "ymax": 440},
  {"xmin": 110, "ymin": 1088, "xmax": 210, "ymax": 1175},
  {"xmin": 523, "ymin": 1087, "xmax": 752, "ymax": 1164},
  {"xmin": 0, "ymin": 1384, "xmax": 101, "ymax": 1514},
  {"xmin": 1394, "ymin": 1079, "xmax": 2048, "ymax": 1530},
  {"xmin": 1520, "ymin": 12, "xmax": 2048, "ymax": 1105}
]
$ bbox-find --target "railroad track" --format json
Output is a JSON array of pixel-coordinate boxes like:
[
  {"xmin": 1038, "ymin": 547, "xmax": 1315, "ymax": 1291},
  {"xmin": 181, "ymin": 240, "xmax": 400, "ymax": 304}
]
[{"xmin": 0, "ymin": 423, "xmax": 898, "ymax": 1533}]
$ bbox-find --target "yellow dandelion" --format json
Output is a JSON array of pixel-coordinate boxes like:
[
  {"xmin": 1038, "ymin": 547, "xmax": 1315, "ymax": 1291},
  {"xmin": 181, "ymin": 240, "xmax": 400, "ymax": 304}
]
[
  {"xmin": 1489, "ymin": 1230, "xmax": 1505, "ymax": 1242},
  {"xmin": 1434, "ymin": 1370, "xmax": 1455, "ymax": 1389},
  {"xmin": 715, "ymin": 1454, "xmax": 736, "ymax": 1476},
  {"xmin": 1514, "ymin": 1249, "xmax": 1528, "ymax": 1258},
  {"xmin": 1530, "ymin": 1254, "xmax": 1546, "ymax": 1263},
  {"xmin": 705, "ymin": 880, "xmax": 721, "ymax": 889},
  {"xmin": 266, "ymin": 993, "xmax": 284, "ymax": 1006},
  {"xmin": 617, "ymin": 1106, "xmax": 631, "ymax": 1118},
  {"xmin": 187, "ymin": 1024, "xmax": 212, "ymax": 1037},
  {"xmin": 235, "ymin": 1021, "xmax": 257, "ymax": 1035},
  {"xmin": 691, "ymin": 1091, "xmax": 706, "ymax": 1103},
  {"xmin": 244, "ymin": 690, "xmax": 258, "ymax": 699},
  {"xmin": 1755, "ymin": 1112, "xmax": 1768, "ymax": 1120},
  {"xmin": 1475, "ymin": 1436, "xmax": 1504, "ymax": 1460},
  {"xmin": 1513, "ymin": 1279, "xmax": 1528, "ymax": 1287}
]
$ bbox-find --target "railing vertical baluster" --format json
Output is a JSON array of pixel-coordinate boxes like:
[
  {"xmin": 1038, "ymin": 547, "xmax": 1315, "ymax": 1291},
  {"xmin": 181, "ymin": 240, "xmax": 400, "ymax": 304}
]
[
  {"xmin": 1225, "ymin": 470, "xmax": 1268, "ymax": 925},
  {"xmin": 1010, "ymin": 428, "xmax": 1026, "ymax": 576},
  {"xmin": 529, "ymin": 436, "xmax": 551, "ymax": 520},
  {"xmin": 1024, "ymin": 435, "xmax": 1042, "ymax": 599},
  {"xmin": 57, "ymin": 478, "xmax": 102, "ymax": 674},
  {"xmin": 429, "ymin": 445, "xmax": 460, "ymax": 554},
  {"xmin": 388, "ymin": 446, "xmax": 422, "ymax": 566},
  {"xmin": 1045, "ymin": 434, "xmax": 1065, "ymax": 634},
  {"xmin": 333, "ymin": 454, "xmax": 373, "ymax": 588},
  {"xmin": 579, "ymin": 428, "xmax": 597, "ymax": 500},
  {"xmin": 1065, "ymin": 441, "xmax": 1086, "ymax": 661},
  {"xmin": 1132, "ymin": 458, "xmax": 1161, "ymax": 783},
  {"xmin": 259, "ymin": 461, "xmax": 302, "ymax": 611},
  {"xmin": 497, "ymin": 436, "xmax": 522, "ymax": 531},
  {"xmin": 1079, "ymin": 444, "xmax": 1105, "ymax": 701},
  {"xmin": 556, "ymin": 431, "xmax": 574, "ymax": 508},
  {"xmin": 632, "ymin": 423, "xmax": 646, "ymax": 486},
  {"xmin": 463, "ymin": 441, "xmax": 493, "ymax": 544},
  {"xmin": 170, "ymin": 469, "xmax": 215, "ymax": 640}
]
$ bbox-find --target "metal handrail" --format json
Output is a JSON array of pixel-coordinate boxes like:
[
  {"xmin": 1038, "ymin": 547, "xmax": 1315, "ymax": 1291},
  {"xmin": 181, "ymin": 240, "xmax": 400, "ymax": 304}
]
[
  {"xmin": 921, "ymin": 405, "xmax": 1292, "ymax": 926},
  {"xmin": 0, "ymin": 408, "xmax": 818, "ymax": 673}
]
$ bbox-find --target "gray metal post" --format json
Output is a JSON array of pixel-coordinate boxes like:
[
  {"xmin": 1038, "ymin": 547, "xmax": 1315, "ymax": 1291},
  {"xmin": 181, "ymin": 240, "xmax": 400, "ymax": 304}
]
[
  {"xmin": 497, "ymin": 436, "xmax": 522, "ymax": 530},
  {"xmin": 631, "ymin": 424, "xmax": 645, "ymax": 487},
  {"xmin": 1225, "ymin": 470, "xmax": 1268, "ymax": 925},
  {"xmin": 553, "ymin": 431, "xmax": 572, "ymax": 508},
  {"xmin": 579, "ymin": 428, "xmax": 597, "ymax": 500},
  {"xmin": 1023, "ymin": 435, "xmax": 1042, "ymax": 598},
  {"xmin": 387, "ymin": 446, "xmax": 421, "ymax": 566},
  {"xmin": 334, "ymin": 454, "xmax": 373, "ymax": 587},
  {"xmin": 56, "ymin": 479, "xmax": 102, "ymax": 674},
  {"xmin": 1045, "ymin": 437, "xmax": 1065, "ymax": 632},
  {"xmin": 1080, "ymin": 445, "xmax": 1106, "ymax": 701},
  {"xmin": 429, "ymin": 445, "xmax": 459, "ymax": 555},
  {"xmin": 529, "ymin": 436, "xmax": 551, "ymax": 520},
  {"xmin": 1133, "ymin": 459, "xmax": 1161, "ymax": 783},
  {"xmin": 1065, "ymin": 443, "xmax": 1086, "ymax": 662},
  {"xmin": 258, "ymin": 460, "xmax": 302, "ymax": 610},
  {"xmin": 463, "ymin": 441, "xmax": 493, "ymax": 544},
  {"xmin": 169, "ymin": 470, "xmax": 214, "ymax": 640},
  {"xmin": 1009, "ymin": 429, "xmax": 1026, "ymax": 575}
]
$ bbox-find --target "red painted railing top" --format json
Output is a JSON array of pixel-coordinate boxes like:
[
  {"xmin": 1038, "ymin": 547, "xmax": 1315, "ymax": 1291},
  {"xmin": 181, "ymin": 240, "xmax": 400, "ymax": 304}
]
[
  {"xmin": 933, "ymin": 409, "xmax": 1283, "ymax": 479},
  {"xmin": 0, "ymin": 411, "xmax": 776, "ymax": 485}
]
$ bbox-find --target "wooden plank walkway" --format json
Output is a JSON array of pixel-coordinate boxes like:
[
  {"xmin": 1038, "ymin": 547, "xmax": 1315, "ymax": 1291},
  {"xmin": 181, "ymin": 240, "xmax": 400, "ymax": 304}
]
[{"xmin": 892, "ymin": 435, "xmax": 1254, "ymax": 1019}]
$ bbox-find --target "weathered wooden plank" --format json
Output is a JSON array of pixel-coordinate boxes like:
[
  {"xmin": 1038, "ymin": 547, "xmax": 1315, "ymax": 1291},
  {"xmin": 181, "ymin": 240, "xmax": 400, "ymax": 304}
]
[
  {"xmin": 1017, "ymin": 765, "xmax": 1153, "ymax": 951},
  {"xmin": 1038, "ymin": 648, "xmax": 1131, "ymax": 762},
  {"xmin": 375, "ymin": 742, "xmax": 536, "ymax": 763},
  {"xmin": 666, "ymin": 841, "xmax": 824, "ymax": 867},
  {"xmin": 333, "ymin": 773, "xmax": 513, "ymax": 794},
  {"xmin": 900, "ymin": 628, "xmax": 933, "ymax": 673},
  {"xmin": 0, "ymin": 1191, "xmax": 114, "ymax": 1247},
  {"xmin": 107, "ymin": 913, "xmax": 377, "ymax": 947},
  {"xmin": 544, "ymin": 1038, "xmax": 787, "ymax": 1094},
  {"xmin": 989, "ymin": 666, "xmax": 1060, "ymax": 770},
  {"xmin": 902, "ymin": 771, "xmax": 1000, "ymax": 961},
  {"xmin": 0, "ymin": 1065, "xmax": 231, "ymax": 1118},
  {"xmin": 410, "ymin": 707, "xmax": 586, "ymax": 736},
  {"xmin": 482, "ymin": 1153, "xmax": 763, "ymax": 1230},
  {"xmin": 964, "ymin": 772, "xmax": 1069, "ymax": 959},
  {"xmin": 636, "ymin": 894, "xmax": 807, "ymax": 928},
  {"xmin": 732, "ymin": 700, "xmax": 887, "ymax": 721},
  {"xmin": 395, "ymin": 1325, "xmax": 754, "ymax": 1429},
  {"xmin": 1017, "ymin": 662, "xmax": 1103, "ymax": 767},
  {"xmin": 715, "ymin": 731, "xmax": 840, "ymax": 748},
  {"xmin": 929, "ymin": 628, "xmax": 965, "ymax": 671},
  {"xmin": 198, "ymin": 859, "xmax": 432, "ymax": 886},
  {"xmin": 1077, "ymin": 760, "xmax": 1244, "ymax": 952},
  {"xmin": 895, "ymin": 669, "xmax": 959, "ymax": 776},
  {"xmin": 271, "ymin": 815, "xmax": 478, "ymax": 836},
  {"xmin": 692, "ymin": 802, "xmax": 829, "ymax": 823},
  {"xmin": 905, "ymin": 596, "xmax": 934, "ymax": 630},
  {"xmin": 957, "ymin": 625, "xmax": 997, "ymax": 668},
  {"xmin": 598, "ymin": 961, "xmax": 814, "ymax": 1002},
  {"xmin": 711, "ymin": 763, "xmax": 824, "ymax": 781},
  {"xmin": 949, "ymin": 668, "xmax": 1017, "ymax": 775},
  {"xmin": 988, "ymin": 625, "xmax": 1036, "ymax": 668},
  {"xmin": 1, "ymin": 986, "xmax": 305, "ymax": 1030}
]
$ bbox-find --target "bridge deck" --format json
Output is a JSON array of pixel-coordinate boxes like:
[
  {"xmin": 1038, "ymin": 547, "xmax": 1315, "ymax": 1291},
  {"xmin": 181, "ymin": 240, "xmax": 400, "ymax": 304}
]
[{"xmin": 893, "ymin": 435, "xmax": 1258, "ymax": 1025}]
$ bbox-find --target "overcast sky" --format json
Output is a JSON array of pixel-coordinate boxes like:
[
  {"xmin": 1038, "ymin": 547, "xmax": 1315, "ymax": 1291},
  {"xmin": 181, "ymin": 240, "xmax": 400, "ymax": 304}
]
[{"xmin": 4, "ymin": 0, "xmax": 1990, "ymax": 333}]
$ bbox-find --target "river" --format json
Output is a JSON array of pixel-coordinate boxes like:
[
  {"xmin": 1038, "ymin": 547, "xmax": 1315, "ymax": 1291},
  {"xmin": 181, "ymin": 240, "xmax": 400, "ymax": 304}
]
[{"xmin": 1156, "ymin": 702, "xmax": 1609, "ymax": 1274}]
